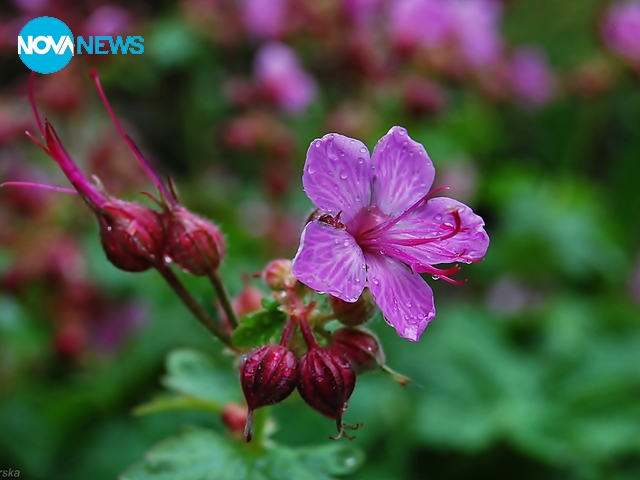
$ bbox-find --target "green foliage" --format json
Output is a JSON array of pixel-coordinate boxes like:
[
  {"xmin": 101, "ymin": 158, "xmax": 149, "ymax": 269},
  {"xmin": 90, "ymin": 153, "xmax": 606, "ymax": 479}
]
[
  {"xmin": 232, "ymin": 299, "xmax": 287, "ymax": 347},
  {"xmin": 120, "ymin": 427, "xmax": 363, "ymax": 480},
  {"xmin": 125, "ymin": 349, "xmax": 364, "ymax": 480}
]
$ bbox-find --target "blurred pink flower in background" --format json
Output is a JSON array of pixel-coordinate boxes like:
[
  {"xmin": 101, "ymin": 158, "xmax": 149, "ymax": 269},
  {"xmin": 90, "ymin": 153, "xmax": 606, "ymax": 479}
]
[
  {"xmin": 12, "ymin": 0, "xmax": 49, "ymax": 13},
  {"xmin": 254, "ymin": 42, "xmax": 318, "ymax": 114},
  {"xmin": 82, "ymin": 5, "xmax": 133, "ymax": 37},
  {"xmin": 449, "ymin": 0, "xmax": 503, "ymax": 68},
  {"xmin": 602, "ymin": 0, "xmax": 640, "ymax": 65},
  {"xmin": 341, "ymin": 0, "xmax": 383, "ymax": 25},
  {"xmin": 388, "ymin": 0, "xmax": 452, "ymax": 50},
  {"xmin": 241, "ymin": 0, "xmax": 287, "ymax": 39},
  {"xmin": 508, "ymin": 47, "xmax": 556, "ymax": 106}
]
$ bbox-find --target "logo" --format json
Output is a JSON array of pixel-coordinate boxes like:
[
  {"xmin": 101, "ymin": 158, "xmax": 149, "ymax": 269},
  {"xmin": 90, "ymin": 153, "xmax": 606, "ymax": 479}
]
[
  {"xmin": 18, "ymin": 16, "xmax": 145, "ymax": 74},
  {"xmin": 18, "ymin": 16, "xmax": 74, "ymax": 74}
]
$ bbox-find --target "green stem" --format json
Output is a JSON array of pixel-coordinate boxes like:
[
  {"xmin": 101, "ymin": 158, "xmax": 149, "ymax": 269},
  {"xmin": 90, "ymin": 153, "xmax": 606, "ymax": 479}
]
[
  {"xmin": 250, "ymin": 407, "xmax": 269, "ymax": 448},
  {"xmin": 156, "ymin": 264, "xmax": 233, "ymax": 347},
  {"xmin": 208, "ymin": 269, "xmax": 239, "ymax": 328}
]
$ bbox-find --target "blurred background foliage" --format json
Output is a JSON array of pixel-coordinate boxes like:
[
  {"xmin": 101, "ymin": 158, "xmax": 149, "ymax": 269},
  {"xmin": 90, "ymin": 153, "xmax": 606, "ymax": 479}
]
[{"xmin": 1, "ymin": 0, "xmax": 640, "ymax": 479}]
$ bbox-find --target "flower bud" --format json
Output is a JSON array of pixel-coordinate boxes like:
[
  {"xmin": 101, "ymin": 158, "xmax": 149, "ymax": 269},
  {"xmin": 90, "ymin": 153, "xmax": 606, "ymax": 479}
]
[
  {"xmin": 263, "ymin": 259, "xmax": 296, "ymax": 290},
  {"xmin": 332, "ymin": 327, "xmax": 386, "ymax": 374},
  {"xmin": 329, "ymin": 288, "xmax": 376, "ymax": 326},
  {"xmin": 164, "ymin": 206, "xmax": 225, "ymax": 276},
  {"xmin": 239, "ymin": 344, "xmax": 298, "ymax": 442},
  {"xmin": 221, "ymin": 402, "xmax": 249, "ymax": 436},
  {"xmin": 98, "ymin": 199, "xmax": 165, "ymax": 272},
  {"xmin": 297, "ymin": 347, "xmax": 359, "ymax": 439},
  {"xmin": 232, "ymin": 284, "xmax": 264, "ymax": 319}
]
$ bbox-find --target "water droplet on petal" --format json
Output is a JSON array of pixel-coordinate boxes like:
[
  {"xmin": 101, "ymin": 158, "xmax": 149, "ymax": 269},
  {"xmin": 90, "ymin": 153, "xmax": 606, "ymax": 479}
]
[
  {"xmin": 360, "ymin": 147, "xmax": 367, "ymax": 153},
  {"xmin": 435, "ymin": 214, "xmax": 442, "ymax": 221},
  {"xmin": 372, "ymin": 277, "xmax": 380, "ymax": 285},
  {"xmin": 339, "ymin": 171, "xmax": 348, "ymax": 179},
  {"xmin": 431, "ymin": 275, "xmax": 440, "ymax": 281},
  {"xmin": 357, "ymin": 157, "xmax": 365, "ymax": 164},
  {"xmin": 343, "ymin": 239, "xmax": 351, "ymax": 246},
  {"xmin": 315, "ymin": 140, "xmax": 322, "ymax": 148},
  {"xmin": 406, "ymin": 302, "xmax": 412, "ymax": 308},
  {"xmin": 355, "ymin": 278, "xmax": 361, "ymax": 283}
]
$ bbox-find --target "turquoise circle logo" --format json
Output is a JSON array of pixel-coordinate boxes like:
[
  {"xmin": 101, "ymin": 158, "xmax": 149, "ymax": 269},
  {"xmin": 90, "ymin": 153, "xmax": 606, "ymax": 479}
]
[{"xmin": 18, "ymin": 17, "xmax": 74, "ymax": 74}]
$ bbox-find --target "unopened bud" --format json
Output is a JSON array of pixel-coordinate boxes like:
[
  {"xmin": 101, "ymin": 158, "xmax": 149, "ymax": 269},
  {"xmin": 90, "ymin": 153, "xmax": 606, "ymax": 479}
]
[
  {"xmin": 330, "ymin": 288, "xmax": 376, "ymax": 326},
  {"xmin": 221, "ymin": 403, "xmax": 249, "ymax": 436},
  {"xmin": 165, "ymin": 206, "xmax": 225, "ymax": 276},
  {"xmin": 232, "ymin": 284, "xmax": 264, "ymax": 319},
  {"xmin": 98, "ymin": 199, "xmax": 164, "ymax": 272},
  {"xmin": 297, "ymin": 347, "xmax": 360, "ymax": 439},
  {"xmin": 332, "ymin": 328, "xmax": 386, "ymax": 374},
  {"xmin": 239, "ymin": 344, "xmax": 298, "ymax": 442},
  {"xmin": 263, "ymin": 259, "xmax": 296, "ymax": 290}
]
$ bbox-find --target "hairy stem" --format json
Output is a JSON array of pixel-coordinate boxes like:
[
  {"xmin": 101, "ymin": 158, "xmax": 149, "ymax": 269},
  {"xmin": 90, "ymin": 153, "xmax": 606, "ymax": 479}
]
[
  {"xmin": 208, "ymin": 270, "xmax": 239, "ymax": 329},
  {"xmin": 156, "ymin": 264, "xmax": 234, "ymax": 347}
]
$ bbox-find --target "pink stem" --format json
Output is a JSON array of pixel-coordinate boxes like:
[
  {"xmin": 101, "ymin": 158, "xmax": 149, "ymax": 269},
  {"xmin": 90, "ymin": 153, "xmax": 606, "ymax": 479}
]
[
  {"xmin": 28, "ymin": 72, "xmax": 44, "ymax": 137},
  {"xmin": 43, "ymin": 122, "xmax": 107, "ymax": 208},
  {"xmin": 1, "ymin": 181, "xmax": 78, "ymax": 195},
  {"xmin": 298, "ymin": 317, "xmax": 318, "ymax": 350},
  {"xmin": 88, "ymin": 69, "xmax": 176, "ymax": 206}
]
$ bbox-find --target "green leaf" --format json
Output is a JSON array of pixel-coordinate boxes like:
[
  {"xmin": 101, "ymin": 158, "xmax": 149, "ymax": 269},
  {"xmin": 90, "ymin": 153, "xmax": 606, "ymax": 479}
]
[
  {"xmin": 232, "ymin": 305, "xmax": 287, "ymax": 347},
  {"xmin": 119, "ymin": 427, "xmax": 364, "ymax": 480},
  {"xmin": 161, "ymin": 349, "xmax": 239, "ymax": 407},
  {"xmin": 133, "ymin": 394, "xmax": 221, "ymax": 416}
]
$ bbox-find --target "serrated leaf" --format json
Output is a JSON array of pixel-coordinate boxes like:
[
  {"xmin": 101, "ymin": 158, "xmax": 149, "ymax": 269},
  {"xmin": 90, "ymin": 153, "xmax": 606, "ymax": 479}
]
[
  {"xmin": 161, "ymin": 349, "xmax": 239, "ymax": 407},
  {"xmin": 232, "ymin": 307, "xmax": 286, "ymax": 347},
  {"xmin": 119, "ymin": 427, "xmax": 363, "ymax": 480}
]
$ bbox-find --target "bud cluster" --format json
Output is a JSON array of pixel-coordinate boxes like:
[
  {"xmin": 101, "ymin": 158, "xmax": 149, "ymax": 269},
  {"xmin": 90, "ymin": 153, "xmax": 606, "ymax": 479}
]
[
  {"xmin": 14, "ymin": 72, "xmax": 227, "ymax": 277},
  {"xmin": 238, "ymin": 313, "xmax": 391, "ymax": 442}
]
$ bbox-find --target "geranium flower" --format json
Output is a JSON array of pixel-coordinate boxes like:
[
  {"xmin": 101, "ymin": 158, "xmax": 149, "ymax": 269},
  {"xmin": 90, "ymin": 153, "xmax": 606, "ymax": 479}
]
[
  {"xmin": 292, "ymin": 127, "xmax": 489, "ymax": 341},
  {"xmin": 602, "ymin": 1, "xmax": 640, "ymax": 66}
]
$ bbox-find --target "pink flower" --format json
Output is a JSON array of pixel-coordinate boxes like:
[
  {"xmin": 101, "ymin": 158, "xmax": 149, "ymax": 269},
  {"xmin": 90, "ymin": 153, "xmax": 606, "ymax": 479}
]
[
  {"xmin": 254, "ymin": 42, "xmax": 317, "ymax": 114},
  {"xmin": 82, "ymin": 5, "xmax": 132, "ymax": 38},
  {"xmin": 241, "ymin": 0, "xmax": 287, "ymax": 39},
  {"xmin": 449, "ymin": 0, "xmax": 503, "ymax": 68},
  {"xmin": 292, "ymin": 127, "xmax": 489, "ymax": 341},
  {"xmin": 509, "ymin": 47, "xmax": 556, "ymax": 106},
  {"xmin": 602, "ymin": 1, "xmax": 640, "ymax": 65},
  {"xmin": 388, "ymin": 0, "xmax": 452, "ymax": 50}
]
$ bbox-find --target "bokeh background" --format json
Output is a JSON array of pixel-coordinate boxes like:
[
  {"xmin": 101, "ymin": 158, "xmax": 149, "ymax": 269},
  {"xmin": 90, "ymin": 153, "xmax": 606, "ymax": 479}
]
[{"xmin": 1, "ymin": 0, "xmax": 640, "ymax": 479}]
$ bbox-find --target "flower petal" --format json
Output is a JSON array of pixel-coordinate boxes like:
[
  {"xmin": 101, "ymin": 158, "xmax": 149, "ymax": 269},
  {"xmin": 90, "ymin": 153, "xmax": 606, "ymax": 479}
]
[
  {"xmin": 365, "ymin": 253, "xmax": 435, "ymax": 341},
  {"xmin": 303, "ymin": 133, "xmax": 372, "ymax": 224},
  {"xmin": 370, "ymin": 126, "xmax": 435, "ymax": 216},
  {"xmin": 292, "ymin": 221, "xmax": 366, "ymax": 302},
  {"xmin": 379, "ymin": 197, "xmax": 489, "ymax": 267}
]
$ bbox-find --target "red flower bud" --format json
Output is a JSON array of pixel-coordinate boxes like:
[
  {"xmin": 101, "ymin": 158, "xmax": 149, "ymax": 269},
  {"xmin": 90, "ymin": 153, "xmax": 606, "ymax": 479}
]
[
  {"xmin": 263, "ymin": 259, "xmax": 296, "ymax": 290},
  {"xmin": 332, "ymin": 328, "xmax": 386, "ymax": 374},
  {"xmin": 232, "ymin": 284, "xmax": 264, "ymax": 319},
  {"xmin": 297, "ymin": 347, "xmax": 360, "ymax": 439},
  {"xmin": 329, "ymin": 288, "xmax": 376, "ymax": 326},
  {"xmin": 221, "ymin": 403, "xmax": 249, "ymax": 436},
  {"xmin": 239, "ymin": 344, "xmax": 298, "ymax": 442},
  {"xmin": 164, "ymin": 207, "xmax": 225, "ymax": 276},
  {"xmin": 98, "ymin": 199, "xmax": 165, "ymax": 272}
]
